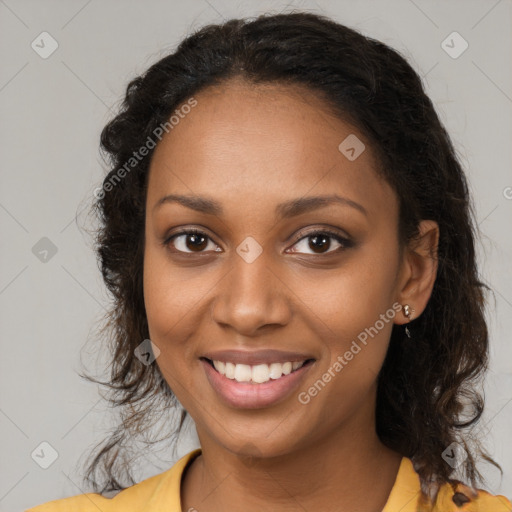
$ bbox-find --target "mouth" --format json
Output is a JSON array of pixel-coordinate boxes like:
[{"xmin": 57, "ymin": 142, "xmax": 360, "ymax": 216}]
[
  {"xmin": 200, "ymin": 357, "xmax": 315, "ymax": 384},
  {"xmin": 200, "ymin": 356, "xmax": 316, "ymax": 409}
]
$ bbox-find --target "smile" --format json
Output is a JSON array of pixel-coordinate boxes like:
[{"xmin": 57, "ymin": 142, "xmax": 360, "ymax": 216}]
[
  {"xmin": 200, "ymin": 355, "xmax": 316, "ymax": 409},
  {"xmin": 208, "ymin": 359, "xmax": 311, "ymax": 384}
]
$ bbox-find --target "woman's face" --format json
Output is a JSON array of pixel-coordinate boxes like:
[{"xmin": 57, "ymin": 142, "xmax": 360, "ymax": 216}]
[{"xmin": 143, "ymin": 79, "xmax": 407, "ymax": 458}]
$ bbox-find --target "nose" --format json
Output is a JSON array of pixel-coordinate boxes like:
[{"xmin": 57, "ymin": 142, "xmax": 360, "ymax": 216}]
[{"xmin": 211, "ymin": 249, "xmax": 292, "ymax": 336}]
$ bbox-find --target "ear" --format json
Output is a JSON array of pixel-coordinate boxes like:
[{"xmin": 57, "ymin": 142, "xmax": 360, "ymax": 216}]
[{"xmin": 395, "ymin": 220, "xmax": 439, "ymax": 325}]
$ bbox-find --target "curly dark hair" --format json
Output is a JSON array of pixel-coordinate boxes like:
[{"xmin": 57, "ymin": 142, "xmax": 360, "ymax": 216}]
[{"xmin": 82, "ymin": 10, "xmax": 501, "ymax": 502}]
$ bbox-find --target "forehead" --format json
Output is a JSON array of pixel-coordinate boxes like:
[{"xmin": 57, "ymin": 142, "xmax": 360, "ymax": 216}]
[{"xmin": 147, "ymin": 79, "xmax": 395, "ymax": 219}]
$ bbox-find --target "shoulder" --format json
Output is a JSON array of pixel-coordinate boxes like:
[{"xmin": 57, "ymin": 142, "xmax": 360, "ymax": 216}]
[
  {"xmin": 432, "ymin": 480, "xmax": 512, "ymax": 512},
  {"xmin": 389, "ymin": 457, "xmax": 512, "ymax": 512},
  {"xmin": 25, "ymin": 492, "xmax": 113, "ymax": 512},
  {"xmin": 24, "ymin": 476, "xmax": 164, "ymax": 512},
  {"xmin": 25, "ymin": 449, "xmax": 202, "ymax": 512}
]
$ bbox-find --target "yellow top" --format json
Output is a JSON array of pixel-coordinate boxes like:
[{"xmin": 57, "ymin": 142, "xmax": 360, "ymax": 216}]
[{"xmin": 26, "ymin": 449, "xmax": 511, "ymax": 512}]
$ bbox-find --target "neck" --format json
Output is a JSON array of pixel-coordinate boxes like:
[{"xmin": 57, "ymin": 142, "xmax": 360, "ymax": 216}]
[{"xmin": 181, "ymin": 402, "xmax": 402, "ymax": 511}]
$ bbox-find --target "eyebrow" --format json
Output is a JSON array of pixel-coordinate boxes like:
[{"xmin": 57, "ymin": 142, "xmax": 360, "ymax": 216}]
[{"xmin": 153, "ymin": 193, "xmax": 368, "ymax": 218}]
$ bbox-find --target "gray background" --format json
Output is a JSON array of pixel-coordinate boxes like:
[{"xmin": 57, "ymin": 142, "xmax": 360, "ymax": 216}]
[{"xmin": 0, "ymin": 0, "xmax": 511, "ymax": 510}]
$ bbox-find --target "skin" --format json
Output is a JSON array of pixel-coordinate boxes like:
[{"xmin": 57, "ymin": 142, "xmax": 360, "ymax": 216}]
[{"xmin": 143, "ymin": 78, "xmax": 439, "ymax": 512}]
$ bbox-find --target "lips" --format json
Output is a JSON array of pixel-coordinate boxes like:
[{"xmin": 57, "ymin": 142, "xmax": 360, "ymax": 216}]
[
  {"xmin": 202, "ymin": 349, "xmax": 314, "ymax": 366},
  {"xmin": 200, "ymin": 349, "xmax": 316, "ymax": 409}
]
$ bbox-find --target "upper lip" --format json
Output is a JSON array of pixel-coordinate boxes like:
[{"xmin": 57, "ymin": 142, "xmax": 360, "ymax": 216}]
[{"xmin": 201, "ymin": 349, "xmax": 315, "ymax": 366}]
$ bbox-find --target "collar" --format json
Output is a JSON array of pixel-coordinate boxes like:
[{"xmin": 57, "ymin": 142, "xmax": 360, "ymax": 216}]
[{"xmin": 141, "ymin": 449, "xmax": 512, "ymax": 512}]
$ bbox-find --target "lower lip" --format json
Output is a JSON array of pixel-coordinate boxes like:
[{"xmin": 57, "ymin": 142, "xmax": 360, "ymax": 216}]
[{"xmin": 201, "ymin": 359, "xmax": 314, "ymax": 409}]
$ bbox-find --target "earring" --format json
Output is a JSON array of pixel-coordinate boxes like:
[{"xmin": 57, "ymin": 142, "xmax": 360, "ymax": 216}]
[{"xmin": 403, "ymin": 304, "xmax": 414, "ymax": 338}]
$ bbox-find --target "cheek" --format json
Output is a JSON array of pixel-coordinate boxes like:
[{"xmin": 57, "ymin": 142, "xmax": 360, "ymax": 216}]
[
  {"xmin": 143, "ymin": 244, "xmax": 212, "ymax": 338},
  {"xmin": 143, "ymin": 249, "xmax": 197, "ymax": 376},
  {"xmin": 295, "ymin": 245, "xmax": 398, "ymax": 342},
  {"xmin": 142, "ymin": 246, "xmax": 225, "ymax": 400},
  {"xmin": 296, "ymin": 239, "xmax": 399, "ymax": 396}
]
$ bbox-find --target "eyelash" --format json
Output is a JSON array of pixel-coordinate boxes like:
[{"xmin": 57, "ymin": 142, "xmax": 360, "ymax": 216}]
[{"xmin": 163, "ymin": 227, "xmax": 353, "ymax": 255}]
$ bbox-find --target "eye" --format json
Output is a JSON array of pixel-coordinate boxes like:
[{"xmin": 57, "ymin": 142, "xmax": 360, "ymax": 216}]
[
  {"xmin": 164, "ymin": 228, "xmax": 352, "ymax": 255},
  {"xmin": 165, "ymin": 229, "xmax": 221, "ymax": 254},
  {"xmin": 287, "ymin": 229, "xmax": 352, "ymax": 255}
]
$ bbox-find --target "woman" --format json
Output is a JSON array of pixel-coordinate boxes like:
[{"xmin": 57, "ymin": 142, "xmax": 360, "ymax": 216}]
[{"xmin": 26, "ymin": 11, "xmax": 511, "ymax": 512}]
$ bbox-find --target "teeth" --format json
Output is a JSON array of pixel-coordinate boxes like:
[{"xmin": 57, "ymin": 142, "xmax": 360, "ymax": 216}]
[
  {"xmin": 225, "ymin": 362, "xmax": 236, "ymax": 379},
  {"xmin": 213, "ymin": 360, "xmax": 225, "ymax": 374},
  {"xmin": 234, "ymin": 364, "xmax": 252, "ymax": 382},
  {"xmin": 211, "ymin": 359, "xmax": 307, "ymax": 383},
  {"xmin": 269, "ymin": 363, "xmax": 283, "ymax": 379},
  {"xmin": 252, "ymin": 364, "xmax": 270, "ymax": 383},
  {"xmin": 282, "ymin": 362, "xmax": 292, "ymax": 375}
]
